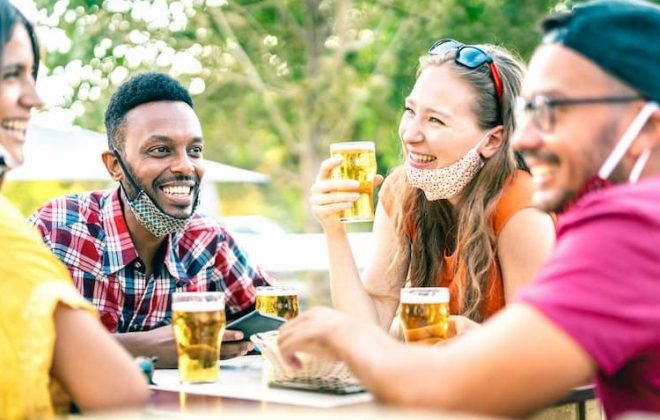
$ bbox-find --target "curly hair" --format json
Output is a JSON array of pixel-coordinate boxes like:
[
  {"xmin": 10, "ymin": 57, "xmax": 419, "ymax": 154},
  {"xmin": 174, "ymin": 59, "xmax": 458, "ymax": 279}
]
[{"xmin": 104, "ymin": 72, "xmax": 193, "ymax": 153}]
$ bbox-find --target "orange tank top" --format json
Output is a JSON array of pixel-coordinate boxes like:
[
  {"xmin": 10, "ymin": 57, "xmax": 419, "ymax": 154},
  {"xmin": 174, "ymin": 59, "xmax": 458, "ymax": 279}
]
[{"xmin": 379, "ymin": 168, "xmax": 537, "ymax": 320}]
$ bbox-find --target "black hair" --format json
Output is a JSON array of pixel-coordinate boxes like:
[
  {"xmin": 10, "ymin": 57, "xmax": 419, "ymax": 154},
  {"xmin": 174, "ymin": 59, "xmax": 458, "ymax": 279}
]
[
  {"xmin": 0, "ymin": 0, "xmax": 39, "ymax": 80},
  {"xmin": 104, "ymin": 72, "xmax": 194, "ymax": 152}
]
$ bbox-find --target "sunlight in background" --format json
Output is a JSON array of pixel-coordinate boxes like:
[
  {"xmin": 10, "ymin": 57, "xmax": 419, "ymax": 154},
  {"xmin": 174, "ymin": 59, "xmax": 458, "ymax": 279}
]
[{"xmin": 12, "ymin": 0, "xmax": 211, "ymax": 127}]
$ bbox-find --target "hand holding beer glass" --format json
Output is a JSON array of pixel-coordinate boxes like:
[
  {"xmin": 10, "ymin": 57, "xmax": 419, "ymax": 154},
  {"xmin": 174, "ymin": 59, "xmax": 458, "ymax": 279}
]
[
  {"xmin": 172, "ymin": 292, "xmax": 226, "ymax": 383},
  {"xmin": 256, "ymin": 286, "xmax": 299, "ymax": 320},
  {"xmin": 400, "ymin": 287, "xmax": 450, "ymax": 345},
  {"xmin": 329, "ymin": 141, "xmax": 377, "ymax": 223}
]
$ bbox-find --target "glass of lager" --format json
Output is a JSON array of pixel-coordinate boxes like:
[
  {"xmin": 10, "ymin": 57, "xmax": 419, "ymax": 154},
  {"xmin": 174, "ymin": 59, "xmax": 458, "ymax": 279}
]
[
  {"xmin": 330, "ymin": 141, "xmax": 377, "ymax": 223},
  {"xmin": 400, "ymin": 287, "xmax": 449, "ymax": 345},
  {"xmin": 255, "ymin": 286, "xmax": 299, "ymax": 320},
  {"xmin": 171, "ymin": 291, "xmax": 226, "ymax": 383}
]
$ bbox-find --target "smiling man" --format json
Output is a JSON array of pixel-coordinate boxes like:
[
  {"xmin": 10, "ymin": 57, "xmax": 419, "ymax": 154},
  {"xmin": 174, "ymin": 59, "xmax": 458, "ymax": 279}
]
[
  {"xmin": 30, "ymin": 73, "xmax": 274, "ymax": 367},
  {"xmin": 276, "ymin": 0, "xmax": 660, "ymax": 417}
]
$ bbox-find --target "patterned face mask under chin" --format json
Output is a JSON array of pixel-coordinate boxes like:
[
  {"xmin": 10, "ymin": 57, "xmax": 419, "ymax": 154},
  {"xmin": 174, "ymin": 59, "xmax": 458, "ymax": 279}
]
[
  {"xmin": 405, "ymin": 136, "xmax": 486, "ymax": 201},
  {"xmin": 126, "ymin": 188, "xmax": 200, "ymax": 238},
  {"xmin": 114, "ymin": 151, "xmax": 200, "ymax": 237}
]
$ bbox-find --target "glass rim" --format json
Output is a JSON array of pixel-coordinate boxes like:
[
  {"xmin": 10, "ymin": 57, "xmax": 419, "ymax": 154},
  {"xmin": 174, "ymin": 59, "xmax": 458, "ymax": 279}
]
[
  {"xmin": 172, "ymin": 291, "xmax": 225, "ymax": 299},
  {"xmin": 330, "ymin": 141, "xmax": 375, "ymax": 152},
  {"xmin": 256, "ymin": 285, "xmax": 298, "ymax": 296},
  {"xmin": 400, "ymin": 287, "xmax": 449, "ymax": 303},
  {"xmin": 172, "ymin": 292, "xmax": 225, "ymax": 311},
  {"xmin": 172, "ymin": 291, "xmax": 226, "ymax": 309}
]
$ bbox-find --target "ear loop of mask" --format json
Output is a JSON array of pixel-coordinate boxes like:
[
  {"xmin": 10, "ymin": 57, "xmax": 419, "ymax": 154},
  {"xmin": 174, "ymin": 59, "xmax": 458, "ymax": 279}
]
[
  {"xmin": 628, "ymin": 147, "xmax": 652, "ymax": 183},
  {"xmin": 112, "ymin": 150, "xmax": 143, "ymax": 195},
  {"xmin": 598, "ymin": 101, "xmax": 659, "ymax": 181}
]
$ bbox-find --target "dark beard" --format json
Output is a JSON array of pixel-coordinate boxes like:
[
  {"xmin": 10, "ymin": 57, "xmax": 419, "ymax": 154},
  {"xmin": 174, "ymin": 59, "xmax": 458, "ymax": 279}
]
[{"xmin": 118, "ymin": 156, "xmax": 200, "ymax": 218}]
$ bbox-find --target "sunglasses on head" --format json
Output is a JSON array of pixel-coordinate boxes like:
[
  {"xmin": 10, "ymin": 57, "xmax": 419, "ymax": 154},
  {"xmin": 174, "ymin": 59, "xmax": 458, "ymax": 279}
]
[{"xmin": 428, "ymin": 39, "xmax": 504, "ymax": 121}]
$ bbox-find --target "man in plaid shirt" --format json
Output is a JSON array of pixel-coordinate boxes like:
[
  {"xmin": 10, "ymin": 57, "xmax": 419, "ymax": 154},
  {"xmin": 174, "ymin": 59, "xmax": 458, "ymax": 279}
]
[{"xmin": 30, "ymin": 73, "xmax": 274, "ymax": 367}]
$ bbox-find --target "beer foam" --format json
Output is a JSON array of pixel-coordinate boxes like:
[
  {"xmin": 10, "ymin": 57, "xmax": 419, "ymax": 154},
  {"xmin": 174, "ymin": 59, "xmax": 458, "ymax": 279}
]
[
  {"xmin": 330, "ymin": 141, "xmax": 375, "ymax": 152},
  {"xmin": 256, "ymin": 287, "xmax": 297, "ymax": 296},
  {"xmin": 400, "ymin": 288, "xmax": 449, "ymax": 304},
  {"xmin": 172, "ymin": 301, "xmax": 224, "ymax": 312}
]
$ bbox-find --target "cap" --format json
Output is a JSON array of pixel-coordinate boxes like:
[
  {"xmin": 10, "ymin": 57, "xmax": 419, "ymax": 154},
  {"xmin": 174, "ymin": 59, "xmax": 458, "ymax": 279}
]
[{"xmin": 541, "ymin": 0, "xmax": 660, "ymax": 102}]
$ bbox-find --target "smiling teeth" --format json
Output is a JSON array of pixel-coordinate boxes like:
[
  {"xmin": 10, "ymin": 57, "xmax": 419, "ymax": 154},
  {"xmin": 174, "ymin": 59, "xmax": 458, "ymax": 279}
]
[
  {"xmin": 530, "ymin": 164, "xmax": 553, "ymax": 182},
  {"xmin": 1, "ymin": 120, "xmax": 27, "ymax": 133},
  {"xmin": 162, "ymin": 185, "xmax": 192, "ymax": 195},
  {"xmin": 409, "ymin": 152, "xmax": 436, "ymax": 163}
]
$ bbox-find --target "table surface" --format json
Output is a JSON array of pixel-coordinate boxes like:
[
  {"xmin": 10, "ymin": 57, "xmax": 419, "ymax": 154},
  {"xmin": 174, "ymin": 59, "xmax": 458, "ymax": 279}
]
[{"xmin": 142, "ymin": 356, "xmax": 596, "ymax": 418}]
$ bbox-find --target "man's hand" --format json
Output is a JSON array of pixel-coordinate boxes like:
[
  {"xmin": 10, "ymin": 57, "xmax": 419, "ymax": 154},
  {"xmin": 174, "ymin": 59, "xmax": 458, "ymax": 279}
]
[
  {"xmin": 220, "ymin": 329, "xmax": 253, "ymax": 359},
  {"xmin": 115, "ymin": 325, "xmax": 178, "ymax": 368},
  {"xmin": 116, "ymin": 326, "xmax": 255, "ymax": 367},
  {"xmin": 446, "ymin": 315, "xmax": 481, "ymax": 339},
  {"xmin": 277, "ymin": 307, "xmax": 382, "ymax": 368}
]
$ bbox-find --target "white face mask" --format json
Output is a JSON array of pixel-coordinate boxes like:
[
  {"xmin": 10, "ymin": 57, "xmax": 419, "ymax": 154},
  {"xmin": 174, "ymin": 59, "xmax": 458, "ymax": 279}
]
[
  {"xmin": 405, "ymin": 132, "xmax": 488, "ymax": 201},
  {"xmin": 597, "ymin": 101, "xmax": 659, "ymax": 184}
]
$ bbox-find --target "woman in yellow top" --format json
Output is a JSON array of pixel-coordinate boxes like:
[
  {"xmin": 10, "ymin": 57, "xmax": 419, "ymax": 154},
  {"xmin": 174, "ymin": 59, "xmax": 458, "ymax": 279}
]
[
  {"xmin": 310, "ymin": 40, "xmax": 555, "ymax": 334},
  {"xmin": 0, "ymin": 1, "xmax": 148, "ymax": 417}
]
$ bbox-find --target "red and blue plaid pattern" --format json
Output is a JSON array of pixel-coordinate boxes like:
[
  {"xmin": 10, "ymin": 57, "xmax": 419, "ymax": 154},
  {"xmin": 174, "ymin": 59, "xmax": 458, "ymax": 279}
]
[{"xmin": 30, "ymin": 188, "xmax": 274, "ymax": 333}]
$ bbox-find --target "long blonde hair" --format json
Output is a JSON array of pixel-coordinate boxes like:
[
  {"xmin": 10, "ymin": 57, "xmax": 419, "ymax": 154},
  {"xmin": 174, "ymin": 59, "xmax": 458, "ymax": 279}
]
[{"xmin": 390, "ymin": 44, "xmax": 525, "ymax": 322}]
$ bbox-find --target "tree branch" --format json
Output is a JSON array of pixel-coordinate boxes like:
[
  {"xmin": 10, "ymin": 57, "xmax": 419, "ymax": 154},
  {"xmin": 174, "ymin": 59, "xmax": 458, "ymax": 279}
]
[{"xmin": 207, "ymin": 7, "xmax": 300, "ymax": 155}]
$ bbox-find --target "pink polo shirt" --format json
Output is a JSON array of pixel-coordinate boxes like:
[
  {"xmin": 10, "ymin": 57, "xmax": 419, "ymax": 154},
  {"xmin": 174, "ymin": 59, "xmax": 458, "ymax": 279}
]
[{"xmin": 519, "ymin": 176, "xmax": 660, "ymax": 418}]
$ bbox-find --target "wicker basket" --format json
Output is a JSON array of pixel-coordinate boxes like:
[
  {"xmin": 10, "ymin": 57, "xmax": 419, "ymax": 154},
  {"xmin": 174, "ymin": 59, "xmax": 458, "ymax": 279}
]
[{"xmin": 250, "ymin": 331, "xmax": 363, "ymax": 392}]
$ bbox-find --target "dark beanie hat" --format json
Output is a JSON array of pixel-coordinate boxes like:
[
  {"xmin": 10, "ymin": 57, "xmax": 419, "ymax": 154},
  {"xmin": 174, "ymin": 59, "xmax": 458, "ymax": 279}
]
[{"xmin": 541, "ymin": 0, "xmax": 660, "ymax": 102}]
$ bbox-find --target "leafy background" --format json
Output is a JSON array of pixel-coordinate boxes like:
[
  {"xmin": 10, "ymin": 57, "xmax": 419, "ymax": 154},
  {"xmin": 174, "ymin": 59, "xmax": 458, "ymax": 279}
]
[{"xmin": 9, "ymin": 0, "xmax": 647, "ymax": 232}]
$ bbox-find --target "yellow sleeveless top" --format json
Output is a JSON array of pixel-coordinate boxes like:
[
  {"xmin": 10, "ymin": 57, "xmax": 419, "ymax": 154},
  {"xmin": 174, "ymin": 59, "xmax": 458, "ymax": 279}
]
[{"xmin": 0, "ymin": 195, "xmax": 94, "ymax": 418}]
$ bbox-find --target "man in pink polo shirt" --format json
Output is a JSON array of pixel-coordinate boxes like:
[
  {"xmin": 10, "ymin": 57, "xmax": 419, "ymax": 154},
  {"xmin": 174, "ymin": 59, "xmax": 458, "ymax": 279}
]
[{"xmin": 275, "ymin": 0, "xmax": 660, "ymax": 417}]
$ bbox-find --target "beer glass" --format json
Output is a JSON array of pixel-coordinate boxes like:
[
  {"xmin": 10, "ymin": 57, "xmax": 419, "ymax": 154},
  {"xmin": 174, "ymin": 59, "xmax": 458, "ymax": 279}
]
[
  {"xmin": 399, "ymin": 287, "xmax": 449, "ymax": 345},
  {"xmin": 330, "ymin": 141, "xmax": 377, "ymax": 223},
  {"xmin": 255, "ymin": 286, "xmax": 299, "ymax": 320},
  {"xmin": 172, "ymin": 292, "xmax": 226, "ymax": 383}
]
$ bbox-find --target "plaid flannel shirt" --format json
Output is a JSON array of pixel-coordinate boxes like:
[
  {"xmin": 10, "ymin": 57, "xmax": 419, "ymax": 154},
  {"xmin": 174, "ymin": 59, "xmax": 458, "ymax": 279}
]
[{"xmin": 29, "ymin": 188, "xmax": 274, "ymax": 333}]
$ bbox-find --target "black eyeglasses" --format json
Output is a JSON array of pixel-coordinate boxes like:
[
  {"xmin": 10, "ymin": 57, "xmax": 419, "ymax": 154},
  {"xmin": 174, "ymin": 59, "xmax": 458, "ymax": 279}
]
[
  {"xmin": 428, "ymin": 39, "xmax": 504, "ymax": 117},
  {"xmin": 515, "ymin": 95, "xmax": 644, "ymax": 133}
]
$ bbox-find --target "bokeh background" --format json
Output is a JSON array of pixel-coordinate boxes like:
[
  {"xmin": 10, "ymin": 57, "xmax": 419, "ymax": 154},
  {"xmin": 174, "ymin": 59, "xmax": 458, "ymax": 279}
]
[
  {"xmin": 6, "ymin": 0, "xmax": 658, "ymax": 312},
  {"xmin": 6, "ymin": 0, "xmax": 598, "ymax": 229}
]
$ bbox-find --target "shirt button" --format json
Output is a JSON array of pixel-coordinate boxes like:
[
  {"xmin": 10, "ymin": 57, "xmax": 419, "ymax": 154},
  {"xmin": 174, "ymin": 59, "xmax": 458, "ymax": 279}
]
[{"xmin": 134, "ymin": 261, "xmax": 142, "ymax": 269}]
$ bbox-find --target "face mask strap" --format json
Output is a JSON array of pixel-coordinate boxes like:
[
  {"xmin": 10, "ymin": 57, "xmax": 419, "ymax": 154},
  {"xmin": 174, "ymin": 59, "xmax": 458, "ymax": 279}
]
[
  {"xmin": 628, "ymin": 146, "xmax": 652, "ymax": 183},
  {"xmin": 112, "ymin": 149, "xmax": 142, "ymax": 194},
  {"xmin": 598, "ymin": 101, "xmax": 659, "ymax": 180}
]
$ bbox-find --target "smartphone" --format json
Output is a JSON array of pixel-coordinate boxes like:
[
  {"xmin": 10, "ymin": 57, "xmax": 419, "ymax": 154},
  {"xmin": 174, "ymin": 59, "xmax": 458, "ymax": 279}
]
[{"xmin": 226, "ymin": 310, "xmax": 286, "ymax": 339}]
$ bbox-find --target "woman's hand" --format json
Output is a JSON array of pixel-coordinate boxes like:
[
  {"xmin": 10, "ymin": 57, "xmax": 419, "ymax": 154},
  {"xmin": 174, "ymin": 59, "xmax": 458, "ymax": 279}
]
[
  {"xmin": 309, "ymin": 156, "xmax": 361, "ymax": 232},
  {"xmin": 445, "ymin": 315, "xmax": 481, "ymax": 339}
]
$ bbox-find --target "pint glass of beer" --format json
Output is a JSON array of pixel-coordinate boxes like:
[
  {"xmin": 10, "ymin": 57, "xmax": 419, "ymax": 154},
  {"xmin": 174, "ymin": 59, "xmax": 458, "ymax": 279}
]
[
  {"xmin": 172, "ymin": 292, "xmax": 226, "ymax": 383},
  {"xmin": 330, "ymin": 141, "xmax": 377, "ymax": 223},
  {"xmin": 400, "ymin": 287, "xmax": 449, "ymax": 345},
  {"xmin": 255, "ymin": 286, "xmax": 299, "ymax": 320}
]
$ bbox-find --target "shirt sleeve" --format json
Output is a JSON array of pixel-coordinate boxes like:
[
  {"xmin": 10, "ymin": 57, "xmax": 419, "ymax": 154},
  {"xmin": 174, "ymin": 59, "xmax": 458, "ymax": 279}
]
[
  {"xmin": 213, "ymin": 229, "xmax": 275, "ymax": 316},
  {"xmin": 28, "ymin": 203, "xmax": 55, "ymax": 249},
  {"xmin": 518, "ymin": 201, "xmax": 660, "ymax": 375},
  {"xmin": 491, "ymin": 170, "xmax": 538, "ymax": 236}
]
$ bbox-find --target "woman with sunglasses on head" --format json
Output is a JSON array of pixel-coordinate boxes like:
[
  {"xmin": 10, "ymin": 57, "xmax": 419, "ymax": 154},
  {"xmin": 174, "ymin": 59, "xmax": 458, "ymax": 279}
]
[
  {"xmin": 0, "ymin": 1, "xmax": 148, "ymax": 417},
  {"xmin": 310, "ymin": 39, "xmax": 555, "ymax": 335}
]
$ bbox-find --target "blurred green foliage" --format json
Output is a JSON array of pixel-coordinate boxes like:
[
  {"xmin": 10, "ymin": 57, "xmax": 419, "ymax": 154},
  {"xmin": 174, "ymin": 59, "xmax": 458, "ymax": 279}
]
[
  {"xmin": 24, "ymin": 0, "xmax": 586, "ymax": 231},
  {"xmin": 3, "ymin": 180, "xmax": 111, "ymax": 217}
]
